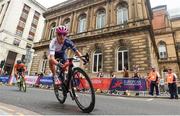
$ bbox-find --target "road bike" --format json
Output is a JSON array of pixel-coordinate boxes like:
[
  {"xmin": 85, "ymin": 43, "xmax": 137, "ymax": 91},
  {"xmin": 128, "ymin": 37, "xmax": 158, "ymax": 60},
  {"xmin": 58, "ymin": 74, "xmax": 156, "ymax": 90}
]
[
  {"xmin": 53, "ymin": 53, "xmax": 95, "ymax": 113},
  {"xmin": 17, "ymin": 72, "xmax": 26, "ymax": 92}
]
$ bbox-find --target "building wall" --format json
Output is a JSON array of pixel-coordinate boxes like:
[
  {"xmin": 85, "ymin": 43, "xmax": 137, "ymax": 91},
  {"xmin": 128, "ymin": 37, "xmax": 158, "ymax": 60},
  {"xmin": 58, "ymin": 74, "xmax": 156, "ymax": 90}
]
[
  {"xmin": 0, "ymin": 0, "xmax": 46, "ymax": 75},
  {"xmin": 31, "ymin": 0, "xmax": 158, "ymax": 77},
  {"xmin": 152, "ymin": 5, "xmax": 180, "ymax": 78}
]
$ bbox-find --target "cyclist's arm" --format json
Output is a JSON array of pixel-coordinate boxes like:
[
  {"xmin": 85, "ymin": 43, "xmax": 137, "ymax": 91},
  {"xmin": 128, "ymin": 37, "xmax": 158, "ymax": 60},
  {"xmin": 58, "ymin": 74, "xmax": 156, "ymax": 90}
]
[
  {"xmin": 14, "ymin": 65, "xmax": 17, "ymax": 75},
  {"xmin": 49, "ymin": 39, "xmax": 58, "ymax": 65},
  {"xmin": 68, "ymin": 40, "xmax": 83, "ymax": 59}
]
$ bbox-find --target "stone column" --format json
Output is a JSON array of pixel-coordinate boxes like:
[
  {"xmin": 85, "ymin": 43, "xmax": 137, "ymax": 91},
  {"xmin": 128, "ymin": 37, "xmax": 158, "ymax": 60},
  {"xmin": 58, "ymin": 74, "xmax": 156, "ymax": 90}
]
[
  {"xmin": 72, "ymin": 11, "xmax": 77, "ymax": 34},
  {"xmin": 106, "ymin": 1, "xmax": 110, "ymax": 27},
  {"xmin": 69, "ymin": 13, "xmax": 74, "ymax": 33},
  {"xmin": 110, "ymin": 2, "xmax": 115, "ymax": 26}
]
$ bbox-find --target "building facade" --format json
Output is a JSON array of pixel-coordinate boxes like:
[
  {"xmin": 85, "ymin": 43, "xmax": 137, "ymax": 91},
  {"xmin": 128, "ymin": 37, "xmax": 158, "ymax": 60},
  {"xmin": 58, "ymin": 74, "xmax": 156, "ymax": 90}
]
[
  {"xmin": 0, "ymin": 0, "xmax": 46, "ymax": 75},
  {"xmin": 31, "ymin": 0, "xmax": 159, "ymax": 77},
  {"xmin": 152, "ymin": 5, "xmax": 180, "ymax": 78}
]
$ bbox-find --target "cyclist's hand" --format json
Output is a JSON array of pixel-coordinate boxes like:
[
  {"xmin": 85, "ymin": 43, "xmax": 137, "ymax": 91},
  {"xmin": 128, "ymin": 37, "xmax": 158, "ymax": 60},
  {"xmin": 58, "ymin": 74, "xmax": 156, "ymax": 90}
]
[
  {"xmin": 82, "ymin": 58, "xmax": 88, "ymax": 65},
  {"xmin": 56, "ymin": 63, "xmax": 62, "ymax": 68}
]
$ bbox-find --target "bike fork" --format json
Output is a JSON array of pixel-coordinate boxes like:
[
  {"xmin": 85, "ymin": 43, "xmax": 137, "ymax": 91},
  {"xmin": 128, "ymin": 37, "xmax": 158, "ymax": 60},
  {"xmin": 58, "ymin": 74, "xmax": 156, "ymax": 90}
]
[{"xmin": 69, "ymin": 91, "xmax": 75, "ymax": 100}]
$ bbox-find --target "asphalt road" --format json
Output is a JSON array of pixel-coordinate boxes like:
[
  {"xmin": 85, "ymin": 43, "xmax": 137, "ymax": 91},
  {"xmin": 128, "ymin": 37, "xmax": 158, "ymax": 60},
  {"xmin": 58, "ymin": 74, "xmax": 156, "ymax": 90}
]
[{"xmin": 0, "ymin": 85, "xmax": 180, "ymax": 115}]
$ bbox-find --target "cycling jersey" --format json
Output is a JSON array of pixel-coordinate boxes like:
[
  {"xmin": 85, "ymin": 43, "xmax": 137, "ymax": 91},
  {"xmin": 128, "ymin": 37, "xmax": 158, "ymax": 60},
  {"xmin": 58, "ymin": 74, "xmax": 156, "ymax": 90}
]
[
  {"xmin": 49, "ymin": 37, "xmax": 77, "ymax": 63},
  {"xmin": 14, "ymin": 63, "xmax": 26, "ymax": 72}
]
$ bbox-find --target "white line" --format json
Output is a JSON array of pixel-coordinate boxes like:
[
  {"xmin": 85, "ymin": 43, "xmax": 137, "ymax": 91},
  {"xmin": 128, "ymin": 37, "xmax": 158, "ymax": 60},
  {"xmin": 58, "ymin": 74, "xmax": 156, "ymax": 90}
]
[
  {"xmin": 0, "ymin": 106, "xmax": 15, "ymax": 112},
  {"xmin": 0, "ymin": 109, "xmax": 10, "ymax": 115},
  {"xmin": 146, "ymin": 98, "xmax": 154, "ymax": 101}
]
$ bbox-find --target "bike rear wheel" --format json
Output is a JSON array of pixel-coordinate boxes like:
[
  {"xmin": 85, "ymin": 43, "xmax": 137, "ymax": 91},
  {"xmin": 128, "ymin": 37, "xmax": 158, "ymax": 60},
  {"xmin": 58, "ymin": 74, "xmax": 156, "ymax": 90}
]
[
  {"xmin": 71, "ymin": 67, "xmax": 95, "ymax": 113},
  {"xmin": 53, "ymin": 78, "xmax": 67, "ymax": 104}
]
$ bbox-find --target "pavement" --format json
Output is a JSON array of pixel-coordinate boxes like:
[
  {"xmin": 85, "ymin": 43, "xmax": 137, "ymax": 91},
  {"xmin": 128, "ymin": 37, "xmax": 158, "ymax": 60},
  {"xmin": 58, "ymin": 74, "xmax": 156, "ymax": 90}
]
[{"xmin": 0, "ymin": 102, "xmax": 39, "ymax": 115}]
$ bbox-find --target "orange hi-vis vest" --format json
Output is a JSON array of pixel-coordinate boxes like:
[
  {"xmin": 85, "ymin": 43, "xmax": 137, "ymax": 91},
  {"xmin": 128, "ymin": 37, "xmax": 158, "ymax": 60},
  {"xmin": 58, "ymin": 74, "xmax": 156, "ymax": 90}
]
[
  {"xmin": 167, "ymin": 73, "xmax": 174, "ymax": 84},
  {"xmin": 149, "ymin": 71, "xmax": 158, "ymax": 81}
]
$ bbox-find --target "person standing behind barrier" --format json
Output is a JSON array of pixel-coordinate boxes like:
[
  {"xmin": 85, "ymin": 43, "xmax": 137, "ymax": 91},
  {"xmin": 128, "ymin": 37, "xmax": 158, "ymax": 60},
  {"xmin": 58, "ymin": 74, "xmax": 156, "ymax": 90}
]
[
  {"xmin": 123, "ymin": 67, "xmax": 129, "ymax": 77},
  {"xmin": 148, "ymin": 67, "xmax": 160, "ymax": 96},
  {"xmin": 159, "ymin": 77, "xmax": 165, "ymax": 93},
  {"xmin": 165, "ymin": 68, "xmax": 178, "ymax": 99}
]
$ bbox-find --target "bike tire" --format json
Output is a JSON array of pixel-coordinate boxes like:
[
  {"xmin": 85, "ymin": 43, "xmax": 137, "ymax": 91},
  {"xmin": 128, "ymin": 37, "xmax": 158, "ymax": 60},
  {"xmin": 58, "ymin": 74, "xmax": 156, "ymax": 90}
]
[
  {"xmin": 22, "ymin": 78, "xmax": 26, "ymax": 92},
  {"xmin": 71, "ymin": 67, "xmax": 95, "ymax": 113},
  {"xmin": 53, "ymin": 78, "xmax": 67, "ymax": 104}
]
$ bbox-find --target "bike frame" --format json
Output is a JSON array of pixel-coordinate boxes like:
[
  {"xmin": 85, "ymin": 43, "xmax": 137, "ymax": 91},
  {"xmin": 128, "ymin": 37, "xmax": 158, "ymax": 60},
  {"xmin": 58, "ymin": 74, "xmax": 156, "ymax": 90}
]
[{"xmin": 61, "ymin": 58, "xmax": 74, "ymax": 91}]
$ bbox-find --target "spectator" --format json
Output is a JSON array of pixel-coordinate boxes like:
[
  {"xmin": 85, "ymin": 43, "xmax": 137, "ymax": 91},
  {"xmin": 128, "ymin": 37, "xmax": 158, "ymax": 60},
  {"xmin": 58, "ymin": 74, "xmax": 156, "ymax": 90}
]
[
  {"xmin": 110, "ymin": 72, "xmax": 116, "ymax": 78},
  {"xmin": 165, "ymin": 68, "xmax": 178, "ymax": 99},
  {"xmin": 97, "ymin": 70, "xmax": 103, "ymax": 78},
  {"xmin": 123, "ymin": 67, "xmax": 129, "ymax": 77},
  {"xmin": 148, "ymin": 66, "xmax": 160, "ymax": 96},
  {"xmin": 159, "ymin": 77, "xmax": 165, "ymax": 93}
]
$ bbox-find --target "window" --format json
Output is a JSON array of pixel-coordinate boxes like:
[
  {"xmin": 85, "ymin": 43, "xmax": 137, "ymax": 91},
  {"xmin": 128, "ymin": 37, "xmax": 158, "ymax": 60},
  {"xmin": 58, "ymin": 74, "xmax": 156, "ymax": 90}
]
[
  {"xmin": 63, "ymin": 18, "xmax": 70, "ymax": 30},
  {"xmin": 26, "ymin": 43, "xmax": 32, "ymax": 49},
  {"xmin": 40, "ymin": 60, "xmax": 47, "ymax": 73},
  {"xmin": 117, "ymin": 3, "xmax": 128, "ymax": 24},
  {"xmin": 13, "ymin": 39, "xmax": 21, "ymax": 46},
  {"xmin": 78, "ymin": 14, "xmax": 86, "ymax": 33},
  {"xmin": 16, "ymin": 30, "xmax": 23, "ymax": 36},
  {"xmin": 21, "ymin": 12, "xmax": 28, "ymax": 19},
  {"xmin": 32, "ymin": 18, "xmax": 38, "ymax": 25},
  {"xmin": 24, "ymin": 4, "xmax": 30, "ymax": 11},
  {"xmin": 96, "ymin": 9, "xmax": 106, "ymax": 29},
  {"xmin": 49, "ymin": 23, "xmax": 56, "ymax": 40},
  {"xmin": 158, "ymin": 42, "xmax": 167, "ymax": 59},
  {"xmin": 30, "ymin": 26, "xmax": 36, "ymax": 33},
  {"xmin": 18, "ymin": 20, "xmax": 25, "ymax": 28},
  {"xmin": 28, "ymin": 34, "xmax": 34, "ymax": 41},
  {"xmin": 34, "ymin": 11, "xmax": 40, "ymax": 17},
  {"xmin": 117, "ymin": 49, "xmax": 128, "ymax": 71},
  {"xmin": 93, "ymin": 49, "xmax": 102, "ymax": 73}
]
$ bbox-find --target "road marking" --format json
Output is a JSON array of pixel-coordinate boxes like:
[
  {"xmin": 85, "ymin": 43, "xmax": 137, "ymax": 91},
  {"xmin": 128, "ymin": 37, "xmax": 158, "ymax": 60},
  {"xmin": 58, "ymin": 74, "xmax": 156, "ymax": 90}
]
[
  {"xmin": 16, "ymin": 112, "xmax": 24, "ymax": 116},
  {"xmin": 0, "ymin": 106, "xmax": 15, "ymax": 112},
  {"xmin": 146, "ymin": 98, "xmax": 154, "ymax": 101},
  {"xmin": 0, "ymin": 109, "xmax": 10, "ymax": 115}
]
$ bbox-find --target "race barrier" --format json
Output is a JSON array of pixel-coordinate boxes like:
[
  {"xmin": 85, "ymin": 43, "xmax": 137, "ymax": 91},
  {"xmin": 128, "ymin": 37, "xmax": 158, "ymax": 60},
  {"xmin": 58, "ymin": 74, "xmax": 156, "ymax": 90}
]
[
  {"xmin": 1, "ymin": 75, "xmax": 147, "ymax": 92},
  {"xmin": 0, "ymin": 76, "xmax": 9, "ymax": 84},
  {"xmin": 109, "ymin": 78, "xmax": 147, "ymax": 91},
  {"xmin": 39, "ymin": 76, "xmax": 53, "ymax": 86},
  {"xmin": 77, "ymin": 78, "xmax": 147, "ymax": 91}
]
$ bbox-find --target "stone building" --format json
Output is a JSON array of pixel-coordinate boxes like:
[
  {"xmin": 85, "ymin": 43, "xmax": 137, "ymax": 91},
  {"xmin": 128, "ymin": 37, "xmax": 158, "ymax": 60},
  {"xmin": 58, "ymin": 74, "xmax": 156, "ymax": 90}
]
[
  {"xmin": 0, "ymin": 0, "xmax": 46, "ymax": 75},
  {"xmin": 31, "ymin": 0, "xmax": 159, "ymax": 77},
  {"xmin": 152, "ymin": 5, "xmax": 180, "ymax": 78}
]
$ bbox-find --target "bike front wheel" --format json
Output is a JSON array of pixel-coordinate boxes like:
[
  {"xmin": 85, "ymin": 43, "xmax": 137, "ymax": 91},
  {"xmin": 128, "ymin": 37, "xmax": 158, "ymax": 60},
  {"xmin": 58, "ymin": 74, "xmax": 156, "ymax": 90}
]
[
  {"xmin": 71, "ymin": 67, "xmax": 95, "ymax": 113},
  {"xmin": 53, "ymin": 78, "xmax": 67, "ymax": 104},
  {"xmin": 21, "ymin": 78, "xmax": 26, "ymax": 92}
]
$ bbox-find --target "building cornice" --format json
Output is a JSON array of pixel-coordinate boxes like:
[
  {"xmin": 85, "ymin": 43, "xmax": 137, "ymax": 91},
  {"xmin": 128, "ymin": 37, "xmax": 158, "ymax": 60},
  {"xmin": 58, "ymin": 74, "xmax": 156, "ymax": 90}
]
[{"xmin": 29, "ymin": 0, "xmax": 47, "ymax": 11}]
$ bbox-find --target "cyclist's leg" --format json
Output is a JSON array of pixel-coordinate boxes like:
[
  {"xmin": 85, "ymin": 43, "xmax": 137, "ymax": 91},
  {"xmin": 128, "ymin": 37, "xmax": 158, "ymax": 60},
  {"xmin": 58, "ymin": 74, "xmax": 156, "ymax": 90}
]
[{"xmin": 49, "ymin": 52, "xmax": 64, "ymax": 85}]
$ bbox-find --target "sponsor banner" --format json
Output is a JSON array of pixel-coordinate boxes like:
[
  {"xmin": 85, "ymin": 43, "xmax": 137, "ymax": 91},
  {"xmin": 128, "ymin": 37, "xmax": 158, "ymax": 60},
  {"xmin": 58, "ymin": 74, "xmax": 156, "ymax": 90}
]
[
  {"xmin": 109, "ymin": 78, "xmax": 147, "ymax": 91},
  {"xmin": 39, "ymin": 76, "xmax": 53, "ymax": 86},
  {"xmin": 25, "ymin": 76, "xmax": 38, "ymax": 85},
  {"xmin": 0, "ymin": 76, "xmax": 9, "ymax": 83},
  {"xmin": 78, "ymin": 78, "xmax": 112, "ymax": 90}
]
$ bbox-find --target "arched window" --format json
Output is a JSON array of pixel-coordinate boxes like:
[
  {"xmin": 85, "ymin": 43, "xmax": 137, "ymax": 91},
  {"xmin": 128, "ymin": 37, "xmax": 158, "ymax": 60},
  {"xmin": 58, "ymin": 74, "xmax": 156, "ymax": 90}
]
[
  {"xmin": 117, "ymin": 2, "xmax": 128, "ymax": 25},
  {"xmin": 93, "ymin": 49, "xmax": 102, "ymax": 73},
  {"xmin": 63, "ymin": 18, "xmax": 70, "ymax": 30},
  {"xmin": 96, "ymin": 9, "xmax": 106, "ymax": 29},
  {"xmin": 117, "ymin": 48, "xmax": 128, "ymax": 71},
  {"xmin": 78, "ymin": 14, "xmax": 86, "ymax": 33},
  {"xmin": 158, "ymin": 42, "xmax": 167, "ymax": 59},
  {"xmin": 49, "ymin": 23, "xmax": 56, "ymax": 40}
]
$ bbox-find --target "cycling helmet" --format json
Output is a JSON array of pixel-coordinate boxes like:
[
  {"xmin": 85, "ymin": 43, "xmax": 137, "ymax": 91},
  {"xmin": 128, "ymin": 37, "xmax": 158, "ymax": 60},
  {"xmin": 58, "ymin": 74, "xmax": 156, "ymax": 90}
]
[
  {"xmin": 17, "ymin": 60, "xmax": 22, "ymax": 64},
  {"xmin": 56, "ymin": 25, "xmax": 68, "ymax": 36}
]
